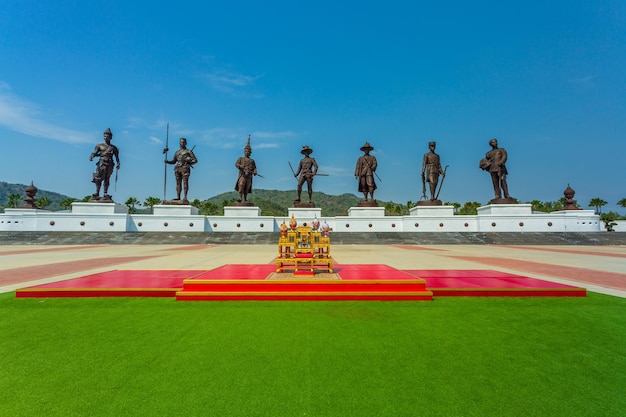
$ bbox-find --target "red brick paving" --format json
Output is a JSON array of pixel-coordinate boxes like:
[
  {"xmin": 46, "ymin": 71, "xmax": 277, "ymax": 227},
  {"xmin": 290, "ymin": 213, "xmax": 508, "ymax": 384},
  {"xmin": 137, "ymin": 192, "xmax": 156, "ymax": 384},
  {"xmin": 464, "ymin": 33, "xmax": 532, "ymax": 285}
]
[
  {"xmin": 391, "ymin": 245, "xmax": 447, "ymax": 251},
  {"xmin": 448, "ymin": 255, "xmax": 626, "ymax": 291},
  {"xmin": 0, "ymin": 246, "xmax": 105, "ymax": 256},
  {"xmin": 0, "ymin": 256, "xmax": 159, "ymax": 286},
  {"xmin": 497, "ymin": 245, "xmax": 626, "ymax": 259},
  {"xmin": 158, "ymin": 244, "xmax": 217, "ymax": 251}
]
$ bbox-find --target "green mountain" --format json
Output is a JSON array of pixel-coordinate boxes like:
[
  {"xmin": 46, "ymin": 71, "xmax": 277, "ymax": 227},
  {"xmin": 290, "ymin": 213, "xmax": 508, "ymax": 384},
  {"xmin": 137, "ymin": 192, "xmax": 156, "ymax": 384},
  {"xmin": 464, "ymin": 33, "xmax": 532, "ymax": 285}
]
[
  {"xmin": 0, "ymin": 181, "xmax": 76, "ymax": 211},
  {"xmin": 205, "ymin": 190, "xmax": 363, "ymax": 217},
  {"xmin": 1, "ymin": 181, "xmax": 410, "ymax": 216}
]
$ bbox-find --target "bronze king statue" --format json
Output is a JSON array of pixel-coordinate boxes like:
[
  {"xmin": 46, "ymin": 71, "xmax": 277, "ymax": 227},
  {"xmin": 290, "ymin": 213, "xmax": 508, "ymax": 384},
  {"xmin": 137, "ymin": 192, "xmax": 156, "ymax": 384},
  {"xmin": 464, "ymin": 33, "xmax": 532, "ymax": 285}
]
[
  {"xmin": 163, "ymin": 137, "xmax": 197, "ymax": 204},
  {"xmin": 417, "ymin": 141, "xmax": 447, "ymax": 206},
  {"xmin": 89, "ymin": 127, "xmax": 120, "ymax": 202},
  {"xmin": 479, "ymin": 138, "xmax": 515, "ymax": 204},
  {"xmin": 234, "ymin": 135, "xmax": 258, "ymax": 206},
  {"xmin": 291, "ymin": 145, "xmax": 319, "ymax": 208},
  {"xmin": 355, "ymin": 141, "xmax": 379, "ymax": 207}
]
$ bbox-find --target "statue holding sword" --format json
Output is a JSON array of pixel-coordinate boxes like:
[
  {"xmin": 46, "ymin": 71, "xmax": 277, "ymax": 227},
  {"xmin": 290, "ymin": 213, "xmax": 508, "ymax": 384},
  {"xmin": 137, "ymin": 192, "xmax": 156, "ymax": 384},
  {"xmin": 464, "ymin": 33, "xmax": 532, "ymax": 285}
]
[
  {"xmin": 289, "ymin": 145, "xmax": 327, "ymax": 207},
  {"xmin": 354, "ymin": 141, "xmax": 379, "ymax": 205},
  {"xmin": 234, "ymin": 135, "xmax": 258, "ymax": 205}
]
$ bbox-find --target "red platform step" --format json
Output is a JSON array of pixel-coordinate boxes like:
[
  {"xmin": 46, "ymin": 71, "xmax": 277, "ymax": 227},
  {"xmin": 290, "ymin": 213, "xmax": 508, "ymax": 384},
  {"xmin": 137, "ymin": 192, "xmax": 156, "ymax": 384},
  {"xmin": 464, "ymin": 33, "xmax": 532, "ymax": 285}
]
[{"xmin": 175, "ymin": 264, "xmax": 433, "ymax": 301}]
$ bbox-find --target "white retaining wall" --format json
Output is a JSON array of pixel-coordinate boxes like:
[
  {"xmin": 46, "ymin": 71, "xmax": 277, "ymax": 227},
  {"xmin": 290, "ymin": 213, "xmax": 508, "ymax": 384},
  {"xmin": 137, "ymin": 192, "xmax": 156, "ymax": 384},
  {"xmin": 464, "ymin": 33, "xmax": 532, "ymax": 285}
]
[{"xmin": 0, "ymin": 203, "xmax": 603, "ymax": 233}]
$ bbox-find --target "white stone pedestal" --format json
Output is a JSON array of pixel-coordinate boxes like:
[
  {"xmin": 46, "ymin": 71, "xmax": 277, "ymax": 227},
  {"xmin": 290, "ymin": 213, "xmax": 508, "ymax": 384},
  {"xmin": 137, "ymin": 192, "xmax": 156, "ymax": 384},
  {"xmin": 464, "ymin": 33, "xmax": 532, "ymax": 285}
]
[
  {"xmin": 288, "ymin": 207, "xmax": 322, "ymax": 223},
  {"xmin": 477, "ymin": 204, "xmax": 532, "ymax": 216},
  {"xmin": 223, "ymin": 206, "xmax": 261, "ymax": 217},
  {"xmin": 153, "ymin": 205, "xmax": 199, "ymax": 216},
  {"xmin": 71, "ymin": 202, "xmax": 128, "ymax": 214},
  {"xmin": 409, "ymin": 205, "xmax": 455, "ymax": 217},
  {"xmin": 3, "ymin": 208, "xmax": 42, "ymax": 215},
  {"xmin": 348, "ymin": 207, "xmax": 386, "ymax": 217}
]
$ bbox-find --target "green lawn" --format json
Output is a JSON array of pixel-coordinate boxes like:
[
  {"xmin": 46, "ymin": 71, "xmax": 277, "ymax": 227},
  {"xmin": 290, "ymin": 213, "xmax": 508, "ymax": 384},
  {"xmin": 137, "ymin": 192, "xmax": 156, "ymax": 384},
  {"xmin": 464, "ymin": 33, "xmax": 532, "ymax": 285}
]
[{"xmin": 1, "ymin": 293, "xmax": 624, "ymax": 417}]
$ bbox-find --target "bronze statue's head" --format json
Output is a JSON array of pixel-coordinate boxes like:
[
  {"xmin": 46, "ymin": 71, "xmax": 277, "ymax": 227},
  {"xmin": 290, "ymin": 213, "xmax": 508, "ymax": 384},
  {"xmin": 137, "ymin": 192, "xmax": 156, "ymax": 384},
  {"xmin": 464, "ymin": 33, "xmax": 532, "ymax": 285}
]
[
  {"xmin": 489, "ymin": 138, "xmax": 498, "ymax": 148},
  {"xmin": 428, "ymin": 141, "xmax": 436, "ymax": 148},
  {"xmin": 103, "ymin": 128, "xmax": 113, "ymax": 140},
  {"xmin": 360, "ymin": 142, "xmax": 374, "ymax": 152},
  {"xmin": 244, "ymin": 135, "xmax": 252, "ymax": 155},
  {"xmin": 301, "ymin": 145, "xmax": 313, "ymax": 155},
  {"xmin": 179, "ymin": 137, "xmax": 187, "ymax": 148}
]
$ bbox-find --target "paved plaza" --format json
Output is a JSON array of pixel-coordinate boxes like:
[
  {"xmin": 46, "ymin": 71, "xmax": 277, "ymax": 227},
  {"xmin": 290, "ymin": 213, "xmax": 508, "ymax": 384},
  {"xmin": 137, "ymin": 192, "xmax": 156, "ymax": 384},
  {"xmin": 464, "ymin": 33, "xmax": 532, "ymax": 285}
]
[{"xmin": 1, "ymin": 242, "xmax": 625, "ymax": 298}]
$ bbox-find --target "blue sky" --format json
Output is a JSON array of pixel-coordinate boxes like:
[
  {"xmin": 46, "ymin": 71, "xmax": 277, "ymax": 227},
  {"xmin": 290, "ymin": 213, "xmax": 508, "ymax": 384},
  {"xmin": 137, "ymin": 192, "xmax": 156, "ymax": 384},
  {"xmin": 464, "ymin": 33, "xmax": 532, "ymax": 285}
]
[{"xmin": 1, "ymin": 1, "xmax": 625, "ymax": 212}]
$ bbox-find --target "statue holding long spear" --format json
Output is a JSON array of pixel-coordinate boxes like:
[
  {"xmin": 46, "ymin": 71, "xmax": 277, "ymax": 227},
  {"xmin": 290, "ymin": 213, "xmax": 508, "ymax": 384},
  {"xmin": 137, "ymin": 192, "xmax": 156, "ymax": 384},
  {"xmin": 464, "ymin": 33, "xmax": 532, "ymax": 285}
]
[{"xmin": 162, "ymin": 123, "xmax": 169, "ymax": 202}]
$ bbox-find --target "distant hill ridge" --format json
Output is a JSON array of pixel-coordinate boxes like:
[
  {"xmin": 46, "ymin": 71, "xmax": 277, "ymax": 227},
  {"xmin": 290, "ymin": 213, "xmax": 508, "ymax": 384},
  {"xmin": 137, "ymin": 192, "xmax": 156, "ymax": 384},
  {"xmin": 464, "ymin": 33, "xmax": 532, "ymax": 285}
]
[
  {"xmin": 0, "ymin": 181, "xmax": 74, "ymax": 211},
  {"xmin": 205, "ymin": 190, "xmax": 363, "ymax": 217},
  {"xmin": 1, "ymin": 181, "xmax": 374, "ymax": 216}
]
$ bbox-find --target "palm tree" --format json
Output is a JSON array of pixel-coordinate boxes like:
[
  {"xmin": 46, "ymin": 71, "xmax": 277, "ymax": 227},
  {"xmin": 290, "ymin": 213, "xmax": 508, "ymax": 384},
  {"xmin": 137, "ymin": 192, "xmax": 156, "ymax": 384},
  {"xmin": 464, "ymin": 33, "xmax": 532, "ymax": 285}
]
[
  {"xmin": 125, "ymin": 197, "xmax": 140, "ymax": 214},
  {"xmin": 384, "ymin": 202, "xmax": 405, "ymax": 216},
  {"xmin": 36, "ymin": 196, "xmax": 50, "ymax": 210},
  {"xmin": 190, "ymin": 199, "xmax": 219, "ymax": 215},
  {"xmin": 600, "ymin": 212, "xmax": 618, "ymax": 232},
  {"xmin": 618, "ymin": 198, "xmax": 626, "ymax": 210},
  {"xmin": 143, "ymin": 197, "xmax": 161, "ymax": 213},
  {"xmin": 59, "ymin": 198, "xmax": 77, "ymax": 211},
  {"xmin": 529, "ymin": 200, "xmax": 544, "ymax": 212},
  {"xmin": 458, "ymin": 201, "xmax": 481, "ymax": 215},
  {"xmin": 588, "ymin": 198, "xmax": 608, "ymax": 214},
  {"xmin": 6, "ymin": 193, "xmax": 21, "ymax": 208},
  {"xmin": 203, "ymin": 201, "xmax": 219, "ymax": 215}
]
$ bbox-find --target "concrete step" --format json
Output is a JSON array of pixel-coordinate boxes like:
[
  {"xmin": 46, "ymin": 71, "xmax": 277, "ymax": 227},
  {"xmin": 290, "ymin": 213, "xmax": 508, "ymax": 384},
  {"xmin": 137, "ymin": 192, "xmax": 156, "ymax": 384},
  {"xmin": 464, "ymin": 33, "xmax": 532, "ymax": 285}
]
[{"xmin": 1, "ymin": 231, "xmax": 625, "ymax": 245}]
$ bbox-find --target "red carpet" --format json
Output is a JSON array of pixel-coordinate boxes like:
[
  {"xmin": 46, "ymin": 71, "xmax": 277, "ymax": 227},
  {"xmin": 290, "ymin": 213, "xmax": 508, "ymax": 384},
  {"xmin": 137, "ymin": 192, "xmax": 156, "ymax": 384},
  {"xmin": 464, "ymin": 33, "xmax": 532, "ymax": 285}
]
[
  {"xmin": 405, "ymin": 270, "xmax": 587, "ymax": 297},
  {"xmin": 16, "ymin": 270, "xmax": 206, "ymax": 298},
  {"xmin": 15, "ymin": 265, "xmax": 586, "ymax": 300}
]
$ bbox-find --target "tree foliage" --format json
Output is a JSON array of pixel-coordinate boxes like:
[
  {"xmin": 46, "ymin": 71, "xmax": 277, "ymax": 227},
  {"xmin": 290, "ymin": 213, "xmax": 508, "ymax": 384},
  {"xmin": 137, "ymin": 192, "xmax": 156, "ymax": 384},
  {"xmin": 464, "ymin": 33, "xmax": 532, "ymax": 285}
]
[
  {"xmin": 190, "ymin": 199, "xmax": 220, "ymax": 215},
  {"xmin": 588, "ymin": 197, "xmax": 608, "ymax": 214},
  {"xmin": 457, "ymin": 201, "xmax": 482, "ymax": 215},
  {"xmin": 59, "ymin": 198, "xmax": 78, "ymax": 211},
  {"xmin": 125, "ymin": 197, "xmax": 141, "ymax": 214},
  {"xmin": 6, "ymin": 193, "xmax": 21, "ymax": 208},
  {"xmin": 527, "ymin": 199, "xmax": 565, "ymax": 213},
  {"xmin": 143, "ymin": 197, "xmax": 161, "ymax": 213},
  {"xmin": 600, "ymin": 212, "xmax": 619, "ymax": 231},
  {"xmin": 384, "ymin": 201, "xmax": 409, "ymax": 216},
  {"xmin": 36, "ymin": 196, "xmax": 50, "ymax": 209}
]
